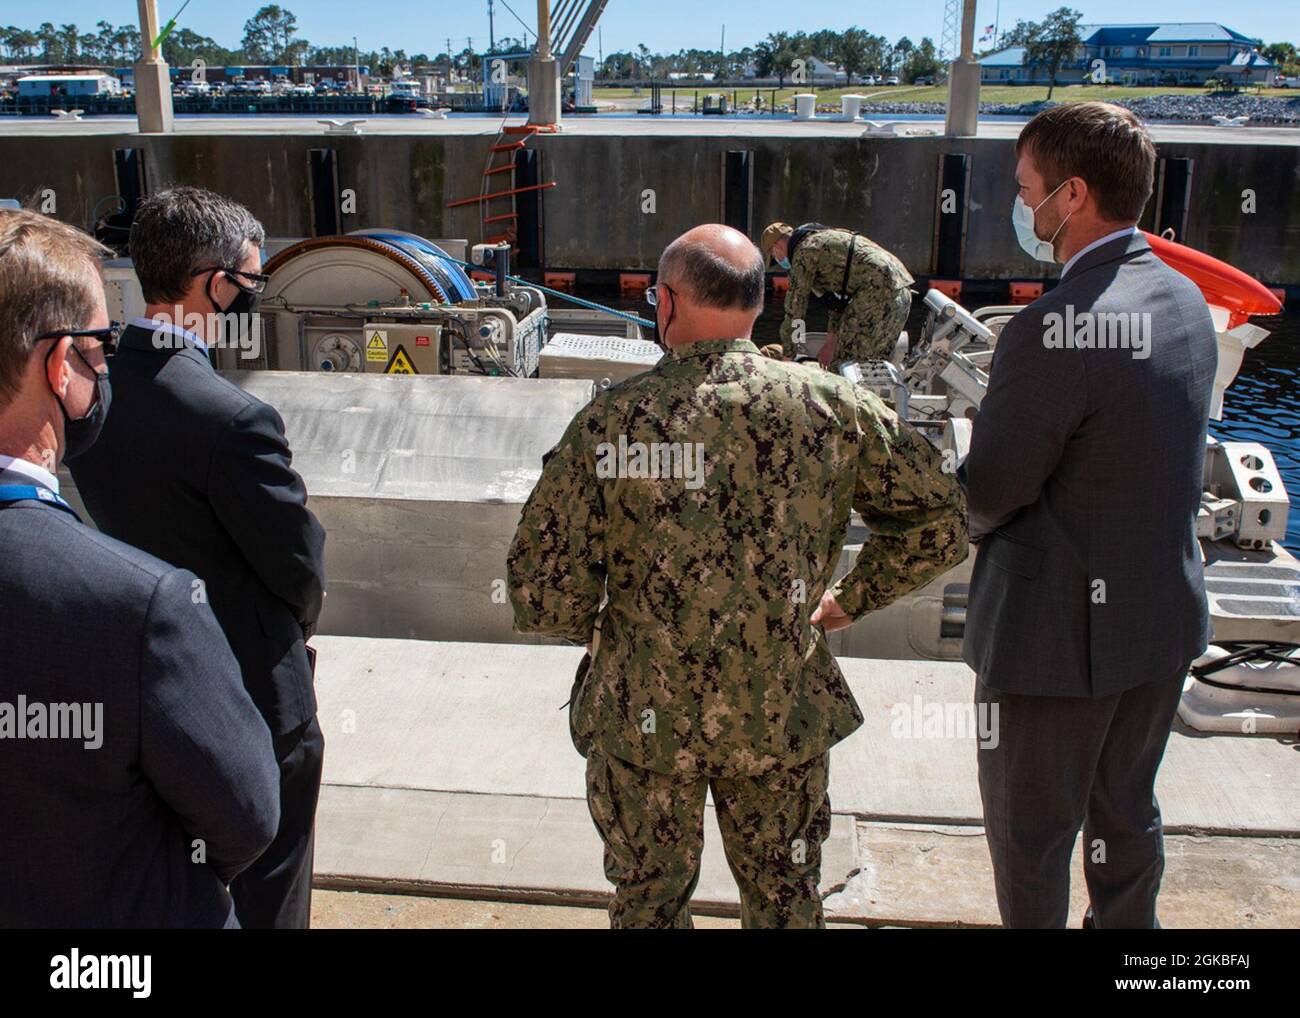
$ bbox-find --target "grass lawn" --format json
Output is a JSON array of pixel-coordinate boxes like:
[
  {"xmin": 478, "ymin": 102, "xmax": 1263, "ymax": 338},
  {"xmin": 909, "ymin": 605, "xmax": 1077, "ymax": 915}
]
[{"xmin": 592, "ymin": 83, "xmax": 1297, "ymax": 105}]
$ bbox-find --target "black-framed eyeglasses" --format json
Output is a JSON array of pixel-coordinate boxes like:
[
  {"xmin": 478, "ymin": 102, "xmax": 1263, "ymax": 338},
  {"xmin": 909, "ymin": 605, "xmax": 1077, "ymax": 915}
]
[
  {"xmin": 194, "ymin": 266, "xmax": 270, "ymax": 295},
  {"xmin": 35, "ymin": 321, "xmax": 123, "ymax": 355}
]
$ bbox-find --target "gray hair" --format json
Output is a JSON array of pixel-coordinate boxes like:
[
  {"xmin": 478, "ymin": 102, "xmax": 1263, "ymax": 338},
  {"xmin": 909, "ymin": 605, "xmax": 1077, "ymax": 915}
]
[
  {"xmin": 129, "ymin": 186, "xmax": 265, "ymax": 303},
  {"xmin": 659, "ymin": 235, "xmax": 765, "ymax": 311}
]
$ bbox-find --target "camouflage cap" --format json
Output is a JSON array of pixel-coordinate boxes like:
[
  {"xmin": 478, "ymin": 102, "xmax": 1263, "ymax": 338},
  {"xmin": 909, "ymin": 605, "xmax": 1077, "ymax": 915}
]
[{"xmin": 760, "ymin": 222, "xmax": 794, "ymax": 264}]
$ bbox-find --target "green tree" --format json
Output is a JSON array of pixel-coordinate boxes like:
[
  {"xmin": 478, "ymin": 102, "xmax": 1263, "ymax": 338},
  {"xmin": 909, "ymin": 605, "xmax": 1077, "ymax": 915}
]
[
  {"xmin": 242, "ymin": 5, "xmax": 302, "ymax": 64},
  {"xmin": 37, "ymin": 22, "xmax": 61, "ymax": 62},
  {"xmin": 905, "ymin": 37, "xmax": 942, "ymax": 82},
  {"xmin": 891, "ymin": 36, "xmax": 915, "ymax": 75},
  {"xmin": 863, "ymin": 33, "xmax": 888, "ymax": 77},
  {"xmin": 755, "ymin": 31, "xmax": 800, "ymax": 87},
  {"xmin": 59, "ymin": 23, "xmax": 79, "ymax": 62},
  {"xmin": 1262, "ymin": 41, "xmax": 1297, "ymax": 75},
  {"xmin": 162, "ymin": 28, "xmax": 237, "ymax": 69},
  {"xmin": 837, "ymin": 27, "xmax": 870, "ymax": 84},
  {"xmin": 1019, "ymin": 7, "xmax": 1084, "ymax": 99},
  {"xmin": 3, "ymin": 27, "xmax": 39, "ymax": 62}
]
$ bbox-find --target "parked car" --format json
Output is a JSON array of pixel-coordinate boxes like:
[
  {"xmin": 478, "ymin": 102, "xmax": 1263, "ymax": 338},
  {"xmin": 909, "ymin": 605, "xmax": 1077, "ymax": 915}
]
[
  {"xmin": 885, "ymin": 75, "xmax": 900, "ymax": 86},
  {"xmin": 291, "ymin": 83, "xmax": 315, "ymax": 96},
  {"xmin": 861, "ymin": 74, "xmax": 877, "ymax": 86},
  {"xmin": 914, "ymin": 75, "xmax": 935, "ymax": 86}
]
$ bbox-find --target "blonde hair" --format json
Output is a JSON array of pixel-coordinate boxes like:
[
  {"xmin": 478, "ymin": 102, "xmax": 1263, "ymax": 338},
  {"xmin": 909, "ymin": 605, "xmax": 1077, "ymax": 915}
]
[{"xmin": 0, "ymin": 209, "xmax": 109, "ymax": 409}]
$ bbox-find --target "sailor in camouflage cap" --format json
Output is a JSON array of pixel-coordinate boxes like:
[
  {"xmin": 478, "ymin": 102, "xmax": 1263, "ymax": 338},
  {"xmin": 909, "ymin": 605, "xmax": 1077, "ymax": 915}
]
[
  {"xmin": 508, "ymin": 224, "xmax": 967, "ymax": 928},
  {"xmin": 762, "ymin": 221, "xmax": 915, "ymax": 369}
]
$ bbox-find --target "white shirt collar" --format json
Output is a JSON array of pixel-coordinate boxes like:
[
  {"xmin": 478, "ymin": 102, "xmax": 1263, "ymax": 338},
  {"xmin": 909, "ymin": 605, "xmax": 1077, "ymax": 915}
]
[
  {"xmin": 131, "ymin": 315, "xmax": 211, "ymax": 358},
  {"xmin": 1061, "ymin": 226, "xmax": 1139, "ymax": 279},
  {"xmin": 0, "ymin": 454, "xmax": 60, "ymax": 495}
]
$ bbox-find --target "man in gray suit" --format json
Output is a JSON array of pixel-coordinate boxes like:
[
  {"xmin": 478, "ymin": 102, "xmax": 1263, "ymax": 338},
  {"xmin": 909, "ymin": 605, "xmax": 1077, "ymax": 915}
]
[
  {"xmin": 0, "ymin": 208, "xmax": 280, "ymax": 927},
  {"xmin": 960, "ymin": 102, "xmax": 1218, "ymax": 928}
]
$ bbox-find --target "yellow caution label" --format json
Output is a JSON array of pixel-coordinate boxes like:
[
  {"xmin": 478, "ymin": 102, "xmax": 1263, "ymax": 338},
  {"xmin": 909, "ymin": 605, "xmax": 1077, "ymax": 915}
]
[
  {"xmin": 365, "ymin": 329, "xmax": 388, "ymax": 363},
  {"xmin": 384, "ymin": 345, "xmax": 418, "ymax": 374}
]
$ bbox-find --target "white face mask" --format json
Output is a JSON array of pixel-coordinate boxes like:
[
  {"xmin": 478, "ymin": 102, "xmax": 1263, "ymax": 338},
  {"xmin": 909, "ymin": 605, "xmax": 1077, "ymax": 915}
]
[{"xmin": 1012, "ymin": 178, "xmax": 1072, "ymax": 263}]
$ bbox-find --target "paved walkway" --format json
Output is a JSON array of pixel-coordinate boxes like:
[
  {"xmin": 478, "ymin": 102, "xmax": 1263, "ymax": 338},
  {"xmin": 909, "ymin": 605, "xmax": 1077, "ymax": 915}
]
[{"xmin": 311, "ymin": 636, "xmax": 1300, "ymax": 927}]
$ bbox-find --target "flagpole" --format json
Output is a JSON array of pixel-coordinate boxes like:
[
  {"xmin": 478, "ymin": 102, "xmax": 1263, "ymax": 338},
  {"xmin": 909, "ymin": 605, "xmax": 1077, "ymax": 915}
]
[{"xmin": 994, "ymin": 0, "xmax": 1001, "ymax": 47}]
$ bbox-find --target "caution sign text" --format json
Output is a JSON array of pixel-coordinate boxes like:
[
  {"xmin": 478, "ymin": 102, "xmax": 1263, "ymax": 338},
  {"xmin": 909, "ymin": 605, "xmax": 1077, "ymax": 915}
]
[{"xmin": 365, "ymin": 329, "xmax": 389, "ymax": 363}]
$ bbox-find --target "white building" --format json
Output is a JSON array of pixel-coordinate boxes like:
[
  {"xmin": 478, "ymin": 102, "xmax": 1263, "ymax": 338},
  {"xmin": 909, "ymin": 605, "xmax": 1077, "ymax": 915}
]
[{"xmin": 18, "ymin": 74, "xmax": 121, "ymax": 98}]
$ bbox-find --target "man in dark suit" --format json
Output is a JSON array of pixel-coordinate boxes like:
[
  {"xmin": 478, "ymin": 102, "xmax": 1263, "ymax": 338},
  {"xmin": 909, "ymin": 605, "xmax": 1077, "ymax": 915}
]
[
  {"xmin": 68, "ymin": 187, "xmax": 328, "ymax": 929},
  {"xmin": 960, "ymin": 103, "xmax": 1218, "ymax": 928},
  {"xmin": 0, "ymin": 208, "xmax": 280, "ymax": 927}
]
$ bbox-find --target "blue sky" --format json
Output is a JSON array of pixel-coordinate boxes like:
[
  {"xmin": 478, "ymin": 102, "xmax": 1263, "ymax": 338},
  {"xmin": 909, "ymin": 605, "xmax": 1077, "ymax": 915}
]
[{"xmin": 36, "ymin": 2, "xmax": 1297, "ymax": 56}]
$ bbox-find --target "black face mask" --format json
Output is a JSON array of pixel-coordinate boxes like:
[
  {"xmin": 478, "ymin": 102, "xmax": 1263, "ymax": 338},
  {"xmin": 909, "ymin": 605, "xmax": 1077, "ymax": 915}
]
[
  {"xmin": 47, "ymin": 342, "xmax": 112, "ymax": 462},
  {"xmin": 209, "ymin": 272, "xmax": 263, "ymax": 349}
]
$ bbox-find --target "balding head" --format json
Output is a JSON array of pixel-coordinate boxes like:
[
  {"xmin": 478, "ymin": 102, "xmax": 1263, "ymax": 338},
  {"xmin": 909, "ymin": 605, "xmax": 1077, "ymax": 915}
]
[{"xmin": 654, "ymin": 225, "xmax": 765, "ymax": 349}]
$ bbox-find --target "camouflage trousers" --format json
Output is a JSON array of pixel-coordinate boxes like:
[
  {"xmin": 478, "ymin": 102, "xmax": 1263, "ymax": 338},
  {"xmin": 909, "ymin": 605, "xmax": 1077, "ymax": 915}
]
[
  {"xmin": 830, "ymin": 285, "xmax": 913, "ymax": 366},
  {"xmin": 585, "ymin": 748, "xmax": 832, "ymax": 929}
]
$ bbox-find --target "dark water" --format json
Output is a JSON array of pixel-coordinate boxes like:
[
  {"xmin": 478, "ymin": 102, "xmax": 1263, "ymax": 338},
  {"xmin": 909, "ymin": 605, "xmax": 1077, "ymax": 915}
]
[
  {"xmin": 1210, "ymin": 312, "xmax": 1300, "ymax": 554},
  {"xmin": 583, "ymin": 287, "xmax": 1300, "ymax": 555}
]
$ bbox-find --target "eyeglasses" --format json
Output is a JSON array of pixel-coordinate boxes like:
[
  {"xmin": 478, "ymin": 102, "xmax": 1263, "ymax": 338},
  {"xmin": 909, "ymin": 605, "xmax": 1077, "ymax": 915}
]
[
  {"xmin": 194, "ymin": 266, "xmax": 270, "ymax": 295},
  {"xmin": 36, "ymin": 321, "xmax": 123, "ymax": 355},
  {"xmin": 645, "ymin": 284, "xmax": 669, "ymax": 307}
]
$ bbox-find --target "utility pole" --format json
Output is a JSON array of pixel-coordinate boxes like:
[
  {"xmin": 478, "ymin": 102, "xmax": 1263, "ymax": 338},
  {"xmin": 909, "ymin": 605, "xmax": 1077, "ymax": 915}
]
[
  {"xmin": 488, "ymin": 0, "xmax": 496, "ymax": 50},
  {"xmin": 134, "ymin": 0, "xmax": 174, "ymax": 132},
  {"xmin": 353, "ymin": 35, "xmax": 359, "ymax": 92}
]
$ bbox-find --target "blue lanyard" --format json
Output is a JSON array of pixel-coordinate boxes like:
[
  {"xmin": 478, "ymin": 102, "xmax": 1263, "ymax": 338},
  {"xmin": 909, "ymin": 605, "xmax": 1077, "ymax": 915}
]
[{"xmin": 0, "ymin": 484, "xmax": 81, "ymax": 523}]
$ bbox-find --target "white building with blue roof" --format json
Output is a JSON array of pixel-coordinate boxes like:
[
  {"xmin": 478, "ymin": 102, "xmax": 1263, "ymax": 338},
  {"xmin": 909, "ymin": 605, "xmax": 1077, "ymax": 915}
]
[{"xmin": 979, "ymin": 23, "xmax": 1275, "ymax": 86}]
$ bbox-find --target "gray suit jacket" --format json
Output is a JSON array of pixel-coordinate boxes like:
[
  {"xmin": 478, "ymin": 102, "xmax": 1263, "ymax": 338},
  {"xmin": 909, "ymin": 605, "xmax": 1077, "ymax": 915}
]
[
  {"xmin": 0, "ymin": 475, "xmax": 281, "ymax": 927},
  {"xmin": 960, "ymin": 232, "xmax": 1217, "ymax": 697}
]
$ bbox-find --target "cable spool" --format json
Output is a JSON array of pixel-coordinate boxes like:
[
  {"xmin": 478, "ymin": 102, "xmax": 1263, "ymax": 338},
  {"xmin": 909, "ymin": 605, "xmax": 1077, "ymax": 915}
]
[
  {"xmin": 262, "ymin": 233, "xmax": 474, "ymax": 305},
  {"xmin": 347, "ymin": 229, "xmax": 477, "ymax": 302},
  {"xmin": 257, "ymin": 233, "xmax": 479, "ymax": 372}
]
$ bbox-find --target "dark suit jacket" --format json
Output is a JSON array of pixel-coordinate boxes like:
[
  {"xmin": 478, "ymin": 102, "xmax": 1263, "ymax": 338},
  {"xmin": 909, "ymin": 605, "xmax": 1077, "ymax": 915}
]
[
  {"xmin": 68, "ymin": 324, "xmax": 327, "ymax": 735},
  {"xmin": 960, "ymin": 232, "xmax": 1217, "ymax": 697},
  {"xmin": 0, "ymin": 489, "xmax": 280, "ymax": 927}
]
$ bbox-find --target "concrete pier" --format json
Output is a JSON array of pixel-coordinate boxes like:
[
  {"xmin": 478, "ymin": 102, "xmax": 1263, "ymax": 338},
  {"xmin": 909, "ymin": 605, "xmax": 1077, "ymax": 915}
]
[
  {"xmin": 310, "ymin": 636, "xmax": 1300, "ymax": 927},
  {"xmin": 3, "ymin": 116, "xmax": 1297, "ymax": 284}
]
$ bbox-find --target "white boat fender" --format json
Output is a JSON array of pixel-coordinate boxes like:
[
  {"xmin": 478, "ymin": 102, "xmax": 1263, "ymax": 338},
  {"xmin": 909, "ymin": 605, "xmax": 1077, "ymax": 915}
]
[{"xmin": 1190, "ymin": 642, "xmax": 1300, "ymax": 696}]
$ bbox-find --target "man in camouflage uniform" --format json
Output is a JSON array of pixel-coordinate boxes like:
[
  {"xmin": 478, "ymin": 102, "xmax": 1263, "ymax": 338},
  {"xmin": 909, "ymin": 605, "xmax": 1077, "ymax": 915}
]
[
  {"xmin": 507, "ymin": 224, "xmax": 967, "ymax": 929},
  {"xmin": 761, "ymin": 221, "xmax": 915, "ymax": 369}
]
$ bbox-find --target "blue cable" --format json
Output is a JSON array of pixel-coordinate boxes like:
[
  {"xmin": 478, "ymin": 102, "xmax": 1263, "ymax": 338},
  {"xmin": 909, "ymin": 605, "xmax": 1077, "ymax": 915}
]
[{"xmin": 444, "ymin": 255, "xmax": 655, "ymax": 329}]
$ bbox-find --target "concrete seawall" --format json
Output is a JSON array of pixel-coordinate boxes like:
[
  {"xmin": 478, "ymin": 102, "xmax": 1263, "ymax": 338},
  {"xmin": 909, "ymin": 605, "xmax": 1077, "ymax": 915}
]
[{"xmin": 2, "ymin": 118, "xmax": 1297, "ymax": 283}]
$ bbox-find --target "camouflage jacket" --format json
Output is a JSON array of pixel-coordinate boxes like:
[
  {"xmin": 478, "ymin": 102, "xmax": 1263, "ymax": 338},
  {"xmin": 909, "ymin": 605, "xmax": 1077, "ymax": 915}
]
[
  {"xmin": 507, "ymin": 338, "xmax": 967, "ymax": 777},
  {"xmin": 780, "ymin": 228, "xmax": 915, "ymax": 352}
]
